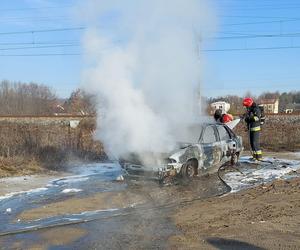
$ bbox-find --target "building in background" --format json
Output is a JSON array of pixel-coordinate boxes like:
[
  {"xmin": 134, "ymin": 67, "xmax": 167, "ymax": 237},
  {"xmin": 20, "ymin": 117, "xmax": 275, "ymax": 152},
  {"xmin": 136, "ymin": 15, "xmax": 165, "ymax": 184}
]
[
  {"xmin": 259, "ymin": 98, "xmax": 279, "ymax": 114},
  {"xmin": 210, "ymin": 101, "xmax": 230, "ymax": 114}
]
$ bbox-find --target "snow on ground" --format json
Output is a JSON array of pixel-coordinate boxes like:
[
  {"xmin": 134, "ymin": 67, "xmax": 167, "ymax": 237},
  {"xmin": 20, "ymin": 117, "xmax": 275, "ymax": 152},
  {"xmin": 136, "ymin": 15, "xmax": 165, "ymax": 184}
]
[
  {"xmin": 0, "ymin": 175, "xmax": 57, "ymax": 196},
  {"xmin": 0, "ymin": 157, "xmax": 299, "ymax": 201},
  {"xmin": 61, "ymin": 189, "xmax": 82, "ymax": 194},
  {"xmin": 0, "ymin": 163, "xmax": 121, "ymax": 201},
  {"xmin": 66, "ymin": 162, "xmax": 121, "ymax": 176},
  {"xmin": 224, "ymin": 156, "xmax": 300, "ymax": 192},
  {"xmin": 0, "ymin": 188, "xmax": 48, "ymax": 201}
]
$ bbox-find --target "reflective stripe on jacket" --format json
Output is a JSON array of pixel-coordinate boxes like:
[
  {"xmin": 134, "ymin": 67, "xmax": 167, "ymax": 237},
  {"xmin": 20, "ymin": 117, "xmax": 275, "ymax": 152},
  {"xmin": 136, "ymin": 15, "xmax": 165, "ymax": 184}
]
[
  {"xmin": 250, "ymin": 126, "xmax": 261, "ymax": 132},
  {"xmin": 245, "ymin": 104, "xmax": 261, "ymax": 131}
]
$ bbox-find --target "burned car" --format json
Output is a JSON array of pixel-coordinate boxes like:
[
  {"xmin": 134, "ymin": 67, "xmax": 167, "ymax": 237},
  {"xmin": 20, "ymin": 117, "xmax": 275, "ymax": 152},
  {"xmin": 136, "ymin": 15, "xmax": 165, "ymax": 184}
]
[{"xmin": 121, "ymin": 122, "xmax": 243, "ymax": 181}]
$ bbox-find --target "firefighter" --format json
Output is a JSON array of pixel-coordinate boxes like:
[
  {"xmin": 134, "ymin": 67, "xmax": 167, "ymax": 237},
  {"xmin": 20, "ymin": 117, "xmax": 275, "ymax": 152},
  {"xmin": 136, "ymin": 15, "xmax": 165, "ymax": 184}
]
[
  {"xmin": 222, "ymin": 113, "xmax": 233, "ymax": 123},
  {"xmin": 243, "ymin": 97, "xmax": 262, "ymax": 161},
  {"xmin": 214, "ymin": 109, "xmax": 233, "ymax": 124}
]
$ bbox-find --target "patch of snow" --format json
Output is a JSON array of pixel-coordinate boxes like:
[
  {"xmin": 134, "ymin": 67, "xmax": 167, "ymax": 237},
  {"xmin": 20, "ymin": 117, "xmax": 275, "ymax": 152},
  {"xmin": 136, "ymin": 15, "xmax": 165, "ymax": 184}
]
[
  {"xmin": 61, "ymin": 188, "xmax": 82, "ymax": 194},
  {"xmin": 52, "ymin": 177, "xmax": 89, "ymax": 185},
  {"xmin": 0, "ymin": 188, "xmax": 48, "ymax": 201},
  {"xmin": 46, "ymin": 183, "xmax": 58, "ymax": 188},
  {"xmin": 116, "ymin": 175, "xmax": 124, "ymax": 181},
  {"xmin": 68, "ymin": 163, "xmax": 121, "ymax": 176},
  {"xmin": 79, "ymin": 208, "xmax": 119, "ymax": 216},
  {"xmin": 225, "ymin": 156, "xmax": 300, "ymax": 192}
]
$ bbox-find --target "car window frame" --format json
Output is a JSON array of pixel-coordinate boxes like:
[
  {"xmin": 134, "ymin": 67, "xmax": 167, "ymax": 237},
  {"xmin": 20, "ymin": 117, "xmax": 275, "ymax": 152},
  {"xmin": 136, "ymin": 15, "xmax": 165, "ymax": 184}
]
[
  {"xmin": 200, "ymin": 125, "xmax": 219, "ymax": 144},
  {"xmin": 216, "ymin": 124, "xmax": 232, "ymax": 142},
  {"xmin": 224, "ymin": 125, "xmax": 236, "ymax": 139}
]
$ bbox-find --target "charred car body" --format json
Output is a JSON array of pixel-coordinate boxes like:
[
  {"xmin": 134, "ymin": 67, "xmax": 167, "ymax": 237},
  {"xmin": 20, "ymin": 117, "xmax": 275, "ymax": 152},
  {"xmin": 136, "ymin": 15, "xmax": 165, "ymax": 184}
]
[{"xmin": 121, "ymin": 122, "xmax": 243, "ymax": 181}]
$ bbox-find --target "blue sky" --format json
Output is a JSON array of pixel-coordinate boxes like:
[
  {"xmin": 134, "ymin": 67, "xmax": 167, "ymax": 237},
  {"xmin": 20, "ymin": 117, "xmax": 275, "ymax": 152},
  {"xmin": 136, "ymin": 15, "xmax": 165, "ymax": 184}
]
[
  {"xmin": 203, "ymin": 0, "xmax": 300, "ymax": 97},
  {"xmin": 0, "ymin": 0, "xmax": 299, "ymax": 98}
]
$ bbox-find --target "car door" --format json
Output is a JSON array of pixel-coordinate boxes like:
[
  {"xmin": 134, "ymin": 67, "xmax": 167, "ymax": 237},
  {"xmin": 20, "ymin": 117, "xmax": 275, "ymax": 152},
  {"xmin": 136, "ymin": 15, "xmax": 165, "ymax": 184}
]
[
  {"xmin": 200, "ymin": 125, "xmax": 222, "ymax": 170},
  {"xmin": 216, "ymin": 124, "xmax": 234, "ymax": 162}
]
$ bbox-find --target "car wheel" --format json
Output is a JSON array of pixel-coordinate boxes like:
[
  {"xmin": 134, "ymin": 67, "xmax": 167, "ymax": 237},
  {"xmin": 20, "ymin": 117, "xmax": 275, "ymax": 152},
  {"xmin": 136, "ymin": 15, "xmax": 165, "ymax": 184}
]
[{"xmin": 181, "ymin": 160, "xmax": 198, "ymax": 179}]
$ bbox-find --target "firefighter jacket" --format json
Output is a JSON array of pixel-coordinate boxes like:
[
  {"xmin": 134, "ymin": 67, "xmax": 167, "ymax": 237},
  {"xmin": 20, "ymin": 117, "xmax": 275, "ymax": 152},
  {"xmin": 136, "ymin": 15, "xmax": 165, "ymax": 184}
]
[{"xmin": 244, "ymin": 104, "xmax": 261, "ymax": 132}]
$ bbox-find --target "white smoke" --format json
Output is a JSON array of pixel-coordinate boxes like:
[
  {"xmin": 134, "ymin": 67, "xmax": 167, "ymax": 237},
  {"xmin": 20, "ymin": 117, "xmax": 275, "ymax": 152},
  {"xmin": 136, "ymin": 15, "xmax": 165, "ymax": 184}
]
[{"xmin": 77, "ymin": 0, "xmax": 216, "ymax": 158}]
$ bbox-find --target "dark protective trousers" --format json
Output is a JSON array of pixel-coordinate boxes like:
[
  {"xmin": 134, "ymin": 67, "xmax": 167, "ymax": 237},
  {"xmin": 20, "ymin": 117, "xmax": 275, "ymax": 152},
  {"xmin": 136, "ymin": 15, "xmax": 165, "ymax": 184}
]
[{"xmin": 250, "ymin": 131, "xmax": 262, "ymax": 160}]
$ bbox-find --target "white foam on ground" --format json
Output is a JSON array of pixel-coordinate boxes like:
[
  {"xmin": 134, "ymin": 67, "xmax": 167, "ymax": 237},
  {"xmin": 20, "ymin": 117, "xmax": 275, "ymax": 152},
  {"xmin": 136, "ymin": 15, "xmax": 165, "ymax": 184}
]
[
  {"xmin": 53, "ymin": 176, "xmax": 89, "ymax": 185},
  {"xmin": 68, "ymin": 163, "xmax": 121, "ymax": 176},
  {"xmin": 0, "ymin": 188, "xmax": 48, "ymax": 201},
  {"xmin": 51, "ymin": 163, "xmax": 121, "ymax": 186},
  {"xmin": 225, "ymin": 156, "xmax": 300, "ymax": 192},
  {"xmin": 61, "ymin": 188, "xmax": 82, "ymax": 194},
  {"xmin": 0, "ymin": 163, "xmax": 121, "ymax": 201}
]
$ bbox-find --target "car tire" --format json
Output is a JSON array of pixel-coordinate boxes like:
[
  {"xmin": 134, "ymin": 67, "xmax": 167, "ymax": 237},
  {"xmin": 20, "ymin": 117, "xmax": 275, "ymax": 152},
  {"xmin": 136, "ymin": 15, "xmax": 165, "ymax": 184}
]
[{"xmin": 181, "ymin": 160, "xmax": 198, "ymax": 179}]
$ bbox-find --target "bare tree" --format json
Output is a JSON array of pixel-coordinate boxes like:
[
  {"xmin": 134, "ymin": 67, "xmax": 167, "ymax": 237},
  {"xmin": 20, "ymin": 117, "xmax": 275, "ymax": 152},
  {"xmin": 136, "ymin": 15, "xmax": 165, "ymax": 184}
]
[
  {"xmin": 0, "ymin": 80, "xmax": 57, "ymax": 115},
  {"xmin": 64, "ymin": 89, "xmax": 97, "ymax": 115}
]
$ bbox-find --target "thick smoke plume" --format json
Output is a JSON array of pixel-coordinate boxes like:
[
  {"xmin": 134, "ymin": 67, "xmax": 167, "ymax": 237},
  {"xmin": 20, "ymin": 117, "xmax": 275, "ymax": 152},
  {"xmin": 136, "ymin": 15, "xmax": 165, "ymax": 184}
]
[{"xmin": 78, "ymin": 0, "xmax": 216, "ymax": 159}]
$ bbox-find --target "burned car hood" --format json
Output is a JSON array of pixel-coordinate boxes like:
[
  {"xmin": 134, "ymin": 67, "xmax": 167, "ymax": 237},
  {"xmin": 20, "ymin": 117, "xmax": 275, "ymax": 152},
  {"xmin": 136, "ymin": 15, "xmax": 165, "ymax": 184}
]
[{"xmin": 120, "ymin": 142, "xmax": 192, "ymax": 166}]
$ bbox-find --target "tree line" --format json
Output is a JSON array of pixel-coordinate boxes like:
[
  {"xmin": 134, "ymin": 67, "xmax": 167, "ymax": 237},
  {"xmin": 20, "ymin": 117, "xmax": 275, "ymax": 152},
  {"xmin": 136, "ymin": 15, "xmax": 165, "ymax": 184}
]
[
  {"xmin": 1, "ymin": 79, "xmax": 298, "ymax": 115},
  {"xmin": 0, "ymin": 80, "xmax": 96, "ymax": 116},
  {"xmin": 206, "ymin": 91, "xmax": 300, "ymax": 114},
  {"xmin": 0, "ymin": 80, "xmax": 56, "ymax": 115}
]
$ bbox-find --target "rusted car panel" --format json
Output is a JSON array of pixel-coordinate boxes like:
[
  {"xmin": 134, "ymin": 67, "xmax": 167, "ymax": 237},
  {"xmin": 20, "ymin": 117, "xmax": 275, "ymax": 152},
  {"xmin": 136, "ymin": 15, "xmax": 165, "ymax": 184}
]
[{"xmin": 122, "ymin": 122, "xmax": 243, "ymax": 180}]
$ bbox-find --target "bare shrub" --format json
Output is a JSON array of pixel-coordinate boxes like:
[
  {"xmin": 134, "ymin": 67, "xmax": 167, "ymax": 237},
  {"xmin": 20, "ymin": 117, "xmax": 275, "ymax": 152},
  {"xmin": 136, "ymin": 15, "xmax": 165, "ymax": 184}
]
[{"xmin": 0, "ymin": 118, "xmax": 106, "ymax": 174}]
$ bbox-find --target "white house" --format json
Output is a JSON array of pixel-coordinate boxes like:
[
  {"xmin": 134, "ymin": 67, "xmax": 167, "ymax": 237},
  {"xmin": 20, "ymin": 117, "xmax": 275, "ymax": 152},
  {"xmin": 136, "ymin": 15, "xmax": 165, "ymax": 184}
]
[
  {"xmin": 259, "ymin": 99, "xmax": 279, "ymax": 114},
  {"xmin": 210, "ymin": 101, "xmax": 231, "ymax": 114}
]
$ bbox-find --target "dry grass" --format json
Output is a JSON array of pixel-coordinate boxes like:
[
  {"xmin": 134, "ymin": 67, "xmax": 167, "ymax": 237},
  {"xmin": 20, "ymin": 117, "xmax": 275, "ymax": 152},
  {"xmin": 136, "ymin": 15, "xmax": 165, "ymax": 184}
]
[
  {"xmin": 0, "ymin": 118, "xmax": 106, "ymax": 177},
  {"xmin": 0, "ymin": 156, "xmax": 44, "ymax": 177}
]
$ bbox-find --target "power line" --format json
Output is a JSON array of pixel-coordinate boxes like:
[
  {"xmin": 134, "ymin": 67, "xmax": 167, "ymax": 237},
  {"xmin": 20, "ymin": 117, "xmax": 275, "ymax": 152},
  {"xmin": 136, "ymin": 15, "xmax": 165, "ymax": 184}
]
[
  {"xmin": 1, "ymin": 44, "xmax": 300, "ymax": 55},
  {"xmin": 21, "ymin": 44, "xmax": 78, "ymax": 50},
  {"xmin": 0, "ymin": 53, "xmax": 80, "ymax": 56},
  {"xmin": 218, "ymin": 3, "xmax": 300, "ymax": 11},
  {"xmin": 0, "ymin": 5, "xmax": 72, "ymax": 12},
  {"xmin": 203, "ymin": 45, "xmax": 300, "ymax": 52},
  {"xmin": 1, "ymin": 31, "xmax": 299, "ymax": 46},
  {"xmin": 0, "ymin": 41, "xmax": 79, "ymax": 46},
  {"xmin": 0, "ymin": 16, "xmax": 73, "ymax": 24},
  {"xmin": 0, "ymin": 44, "xmax": 79, "ymax": 51},
  {"xmin": 0, "ymin": 27, "xmax": 85, "ymax": 36},
  {"xmin": 213, "ymin": 32, "xmax": 300, "ymax": 40},
  {"xmin": 223, "ymin": 18, "xmax": 300, "ymax": 26},
  {"xmin": 0, "ymin": 17, "xmax": 297, "ymax": 38},
  {"xmin": 227, "ymin": 6, "xmax": 300, "ymax": 11},
  {"xmin": 220, "ymin": 15, "xmax": 300, "ymax": 20},
  {"xmin": 219, "ymin": 31, "xmax": 261, "ymax": 36},
  {"xmin": 0, "ymin": 15, "xmax": 67, "ymax": 21}
]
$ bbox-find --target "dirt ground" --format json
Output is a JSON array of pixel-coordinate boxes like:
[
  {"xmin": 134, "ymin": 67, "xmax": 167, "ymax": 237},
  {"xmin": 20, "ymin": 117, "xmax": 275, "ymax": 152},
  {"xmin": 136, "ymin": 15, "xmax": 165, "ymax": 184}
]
[
  {"xmin": 4, "ymin": 176, "xmax": 300, "ymax": 249},
  {"xmin": 170, "ymin": 177, "xmax": 300, "ymax": 250},
  {"xmin": 16, "ymin": 190, "xmax": 149, "ymax": 222},
  {"xmin": 1, "ymin": 227, "xmax": 88, "ymax": 250},
  {"xmin": 1, "ymin": 152, "xmax": 300, "ymax": 249}
]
